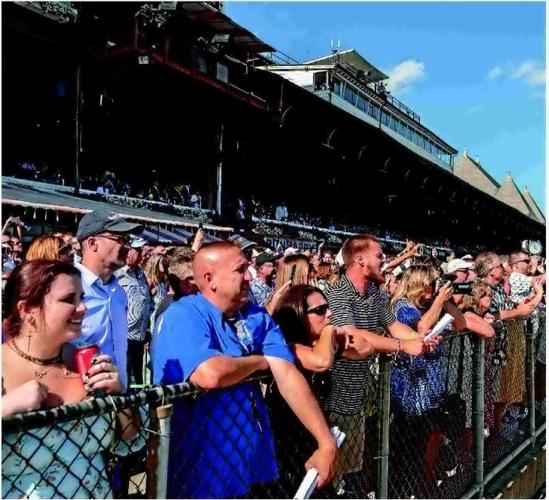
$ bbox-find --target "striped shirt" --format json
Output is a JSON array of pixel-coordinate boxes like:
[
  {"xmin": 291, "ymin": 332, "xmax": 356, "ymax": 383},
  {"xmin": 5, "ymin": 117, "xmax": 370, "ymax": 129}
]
[
  {"xmin": 325, "ymin": 275, "xmax": 396, "ymax": 414},
  {"xmin": 116, "ymin": 266, "xmax": 152, "ymax": 342}
]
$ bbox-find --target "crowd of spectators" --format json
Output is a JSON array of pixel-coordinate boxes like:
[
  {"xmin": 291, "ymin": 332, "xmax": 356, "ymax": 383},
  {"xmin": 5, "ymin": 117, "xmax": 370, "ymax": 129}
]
[
  {"xmin": 7, "ymin": 164, "xmax": 457, "ymax": 250},
  {"xmin": 1, "ymin": 206, "xmax": 545, "ymax": 498}
]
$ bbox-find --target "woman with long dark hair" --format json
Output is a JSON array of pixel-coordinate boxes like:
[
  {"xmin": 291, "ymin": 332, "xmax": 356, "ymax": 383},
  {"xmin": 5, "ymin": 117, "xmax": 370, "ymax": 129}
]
[{"xmin": 2, "ymin": 260, "xmax": 139, "ymax": 498}]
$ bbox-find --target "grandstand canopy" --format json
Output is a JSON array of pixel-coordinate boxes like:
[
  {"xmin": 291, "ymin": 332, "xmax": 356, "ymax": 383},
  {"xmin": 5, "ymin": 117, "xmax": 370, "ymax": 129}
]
[{"xmin": 1, "ymin": 177, "xmax": 232, "ymax": 233}]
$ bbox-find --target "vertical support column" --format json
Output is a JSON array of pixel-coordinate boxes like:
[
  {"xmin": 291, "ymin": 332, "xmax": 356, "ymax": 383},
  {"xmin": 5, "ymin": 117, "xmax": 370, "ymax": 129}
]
[
  {"xmin": 216, "ymin": 122, "xmax": 224, "ymax": 216},
  {"xmin": 376, "ymin": 354, "xmax": 391, "ymax": 499},
  {"xmin": 526, "ymin": 333, "xmax": 536, "ymax": 449},
  {"xmin": 74, "ymin": 9, "xmax": 83, "ymax": 197},
  {"xmin": 147, "ymin": 404, "xmax": 173, "ymax": 499},
  {"xmin": 472, "ymin": 336, "xmax": 485, "ymax": 498}
]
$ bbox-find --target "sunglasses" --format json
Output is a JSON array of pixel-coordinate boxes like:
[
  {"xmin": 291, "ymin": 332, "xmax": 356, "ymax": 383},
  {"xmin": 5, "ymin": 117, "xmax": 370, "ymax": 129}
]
[
  {"xmin": 97, "ymin": 234, "xmax": 130, "ymax": 245},
  {"xmin": 514, "ymin": 259, "xmax": 530, "ymax": 265},
  {"xmin": 306, "ymin": 303, "xmax": 329, "ymax": 316}
]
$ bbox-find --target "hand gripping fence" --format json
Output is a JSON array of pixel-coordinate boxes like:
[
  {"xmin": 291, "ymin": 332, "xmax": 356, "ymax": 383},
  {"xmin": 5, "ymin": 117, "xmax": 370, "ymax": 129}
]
[{"xmin": 2, "ymin": 317, "xmax": 545, "ymax": 499}]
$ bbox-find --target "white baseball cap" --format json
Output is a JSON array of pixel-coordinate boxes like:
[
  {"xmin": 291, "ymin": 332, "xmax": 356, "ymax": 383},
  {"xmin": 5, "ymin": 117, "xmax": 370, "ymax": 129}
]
[{"xmin": 447, "ymin": 258, "xmax": 474, "ymax": 274}]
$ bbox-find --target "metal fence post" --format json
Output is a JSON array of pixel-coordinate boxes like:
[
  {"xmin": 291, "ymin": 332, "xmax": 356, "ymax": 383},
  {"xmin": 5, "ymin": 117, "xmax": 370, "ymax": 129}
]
[
  {"xmin": 472, "ymin": 336, "xmax": 485, "ymax": 498},
  {"xmin": 526, "ymin": 332, "xmax": 536, "ymax": 449},
  {"xmin": 146, "ymin": 404, "xmax": 173, "ymax": 499},
  {"xmin": 376, "ymin": 354, "xmax": 391, "ymax": 499}
]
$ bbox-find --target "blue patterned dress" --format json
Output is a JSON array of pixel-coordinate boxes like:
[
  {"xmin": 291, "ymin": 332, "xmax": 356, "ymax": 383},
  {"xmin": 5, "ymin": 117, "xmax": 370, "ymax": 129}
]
[{"xmin": 390, "ymin": 298, "xmax": 445, "ymax": 417}]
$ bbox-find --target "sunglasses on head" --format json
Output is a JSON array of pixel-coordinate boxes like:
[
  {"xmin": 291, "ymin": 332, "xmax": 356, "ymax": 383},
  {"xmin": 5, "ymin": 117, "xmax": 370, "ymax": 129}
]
[
  {"xmin": 306, "ymin": 303, "xmax": 329, "ymax": 316},
  {"xmin": 514, "ymin": 259, "xmax": 530, "ymax": 265}
]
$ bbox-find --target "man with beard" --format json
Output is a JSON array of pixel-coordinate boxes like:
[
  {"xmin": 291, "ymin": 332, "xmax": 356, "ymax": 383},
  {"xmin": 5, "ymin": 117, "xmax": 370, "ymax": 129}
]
[
  {"xmin": 74, "ymin": 210, "xmax": 143, "ymax": 391},
  {"xmin": 152, "ymin": 241, "xmax": 338, "ymax": 498},
  {"xmin": 325, "ymin": 234, "xmax": 435, "ymax": 494}
]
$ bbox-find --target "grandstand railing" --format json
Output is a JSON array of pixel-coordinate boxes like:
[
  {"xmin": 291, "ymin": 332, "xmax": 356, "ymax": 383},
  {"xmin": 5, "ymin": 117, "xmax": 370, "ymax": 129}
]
[
  {"xmin": 2, "ymin": 320, "xmax": 545, "ymax": 499},
  {"xmin": 253, "ymin": 216, "xmax": 452, "ymax": 253}
]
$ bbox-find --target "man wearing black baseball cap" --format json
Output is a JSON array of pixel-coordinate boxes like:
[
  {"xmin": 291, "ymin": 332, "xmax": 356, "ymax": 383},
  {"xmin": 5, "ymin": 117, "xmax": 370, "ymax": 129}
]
[
  {"xmin": 72, "ymin": 210, "xmax": 144, "ymax": 390},
  {"xmin": 249, "ymin": 252, "xmax": 277, "ymax": 307}
]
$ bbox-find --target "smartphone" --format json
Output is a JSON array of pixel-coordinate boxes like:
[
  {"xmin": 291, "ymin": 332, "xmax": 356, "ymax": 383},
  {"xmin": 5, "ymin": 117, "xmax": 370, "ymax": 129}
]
[
  {"xmin": 289, "ymin": 264, "xmax": 297, "ymax": 285},
  {"xmin": 198, "ymin": 222, "xmax": 203, "ymax": 230}
]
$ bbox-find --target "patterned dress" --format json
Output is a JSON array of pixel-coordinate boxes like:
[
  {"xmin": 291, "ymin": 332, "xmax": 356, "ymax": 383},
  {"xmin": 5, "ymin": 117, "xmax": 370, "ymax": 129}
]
[{"xmin": 488, "ymin": 283, "xmax": 526, "ymax": 405}]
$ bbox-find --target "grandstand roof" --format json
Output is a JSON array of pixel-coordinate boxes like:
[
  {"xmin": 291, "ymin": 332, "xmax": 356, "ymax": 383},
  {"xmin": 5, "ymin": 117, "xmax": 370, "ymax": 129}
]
[
  {"xmin": 521, "ymin": 187, "xmax": 545, "ymax": 224},
  {"xmin": 453, "ymin": 151, "xmax": 499, "ymax": 196},
  {"xmin": 304, "ymin": 49, "xmax": 388, "ymax": 83},
  {"xmin": 494, "ymin": 173, "xmax": 532, "ymax": 217}
]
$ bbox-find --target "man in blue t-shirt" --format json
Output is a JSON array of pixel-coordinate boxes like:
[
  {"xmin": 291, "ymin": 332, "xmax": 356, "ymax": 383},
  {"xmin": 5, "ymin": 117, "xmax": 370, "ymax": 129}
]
[{"xmin": 152, "ymin": 241, "xmax": 337, "ymax": 498}]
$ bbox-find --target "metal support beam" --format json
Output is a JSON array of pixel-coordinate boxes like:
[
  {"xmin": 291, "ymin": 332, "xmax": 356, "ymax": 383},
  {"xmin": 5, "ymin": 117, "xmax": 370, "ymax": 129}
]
[
  {"xmin": 216, "ymin": 122, "xmax": 224, "ymax": 216},
  {"xmin": 376, "ymin": 354, "xmax": 391, "ymax": 499}
]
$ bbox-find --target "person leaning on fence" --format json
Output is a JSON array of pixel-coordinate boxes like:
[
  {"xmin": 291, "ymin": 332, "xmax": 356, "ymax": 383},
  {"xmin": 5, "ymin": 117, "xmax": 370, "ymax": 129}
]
[
  {"xmin": 388, "ymin": 265, "xmax": 494, "ymax": 495},
  {"xmin": 151, "ymin": 241, "xmax": 338, "ymax": 499},
  {"xmin": 324, "ymin": 235, "xmax": 439, "ymax": 494},
  {"xmin": 2, "ymin": 260, "xmax": 139, "ymax": 498},
  {"xmin": 267, "ymin": 284, "xmax": 351, "ymax": 494},
  {"xmin": 476, "ymin": 252, "xmax": 540, "ymax": 435},
  {"xmin": 461, "ymin": 282, "xmax": 499, "ymax": 434}
]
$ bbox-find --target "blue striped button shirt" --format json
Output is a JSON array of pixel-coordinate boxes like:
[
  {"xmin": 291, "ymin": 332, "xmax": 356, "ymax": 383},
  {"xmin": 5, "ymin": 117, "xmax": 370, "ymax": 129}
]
[{"xmin": 72, "ymin": 262, "xmax": 129, "ymax": 391}]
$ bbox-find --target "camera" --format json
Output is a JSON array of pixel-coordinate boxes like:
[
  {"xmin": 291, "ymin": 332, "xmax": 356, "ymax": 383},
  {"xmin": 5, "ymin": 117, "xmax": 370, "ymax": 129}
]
[
  {"xmin": 437, "ymin": 279, "xmax": 473, "ymax": 295},
  {"xmin": 392, "ymin": 258, "xmax": 412, "ymax": 277}
]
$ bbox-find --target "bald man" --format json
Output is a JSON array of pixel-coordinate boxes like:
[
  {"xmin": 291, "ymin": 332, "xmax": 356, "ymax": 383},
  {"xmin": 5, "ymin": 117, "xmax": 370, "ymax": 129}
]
[{"xmin": 151, "ymin": 241, "xmax": 337, "ymax": 499}]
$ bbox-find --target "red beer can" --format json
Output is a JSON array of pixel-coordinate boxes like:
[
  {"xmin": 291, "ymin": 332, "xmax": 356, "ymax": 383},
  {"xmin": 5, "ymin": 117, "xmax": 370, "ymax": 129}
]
[{"xmin": 75, "ymin": 344, "xmax": 101, "ymax": 383}]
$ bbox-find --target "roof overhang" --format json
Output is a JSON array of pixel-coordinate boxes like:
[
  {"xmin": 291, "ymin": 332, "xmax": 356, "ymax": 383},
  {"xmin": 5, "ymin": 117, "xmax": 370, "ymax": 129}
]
[{"xmin": 305, "ymin": 49, "xmax": 388, "ymax": 83}]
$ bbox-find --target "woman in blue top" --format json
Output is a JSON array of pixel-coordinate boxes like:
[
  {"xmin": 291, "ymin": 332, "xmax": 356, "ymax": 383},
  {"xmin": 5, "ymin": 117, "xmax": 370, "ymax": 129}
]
[{"xmin": 388, "ymin": 265, "xmax": 465, "ymax": 497}]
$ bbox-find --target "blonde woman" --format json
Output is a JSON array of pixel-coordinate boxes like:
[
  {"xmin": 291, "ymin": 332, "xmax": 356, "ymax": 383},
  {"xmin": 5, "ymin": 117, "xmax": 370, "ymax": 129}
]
[
  {"xmin": 143, "ymin": 254, "xmax": 169, "ymax": 329},
  {"xmin": 389, "ymin": 265, "xmax": 463, "ymax": 495},
  {"xmin": 26, "ymin": 235, "xmax": 73, "ymax": 264},
  {"xmin": 265, "ymin": 254, "xmax": 311, "ymax": 315}
]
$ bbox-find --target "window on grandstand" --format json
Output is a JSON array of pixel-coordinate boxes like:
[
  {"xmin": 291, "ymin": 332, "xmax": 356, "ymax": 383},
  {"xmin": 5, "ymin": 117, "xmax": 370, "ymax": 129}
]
[
  {"xmin": 216, "ymin": 62, "xmax": 229, "ymax": 83},
  {"xmin": 197, "ymin": 57, "xmax": 207, "ymax": 73},
  {"xmin": 344, "ymin": 85, "xmax": 356, "ymax": 105},
  {"xmin": 314, "ymin": 71, "xmax": 328, "ymax": 91}
]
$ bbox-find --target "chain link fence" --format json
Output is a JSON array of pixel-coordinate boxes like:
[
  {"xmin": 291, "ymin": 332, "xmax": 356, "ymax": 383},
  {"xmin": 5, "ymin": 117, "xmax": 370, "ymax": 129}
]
[{"xmin": 2, "ymin": 319, "xmax": 545, "ymax": 499}]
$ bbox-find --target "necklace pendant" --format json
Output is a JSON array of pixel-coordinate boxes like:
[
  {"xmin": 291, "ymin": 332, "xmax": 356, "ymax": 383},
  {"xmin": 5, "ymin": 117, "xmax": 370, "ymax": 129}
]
[{"xmin": 34, "ymin": 370, "xmax": 46, "ymax": 380}]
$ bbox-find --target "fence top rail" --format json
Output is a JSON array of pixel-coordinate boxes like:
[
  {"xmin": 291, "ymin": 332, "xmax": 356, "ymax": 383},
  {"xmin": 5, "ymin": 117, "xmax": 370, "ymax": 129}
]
[
  {"xmin": 2, "ymin": 373, "xmax": 272, "ymax": 434},
  {"xmin": 2, "ymin": 318, "xmax": 539, "ymax": 433}
]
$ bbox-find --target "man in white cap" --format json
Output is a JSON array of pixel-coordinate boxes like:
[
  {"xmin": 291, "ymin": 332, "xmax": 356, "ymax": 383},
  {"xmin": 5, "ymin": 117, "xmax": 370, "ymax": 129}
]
[
  {"xmin": 447, "ymin": 258, "xmax": 474, "ymax": 284},
  {"xmin": 116, "ymin": 236, "xmax": 151, "ymax": 386}
]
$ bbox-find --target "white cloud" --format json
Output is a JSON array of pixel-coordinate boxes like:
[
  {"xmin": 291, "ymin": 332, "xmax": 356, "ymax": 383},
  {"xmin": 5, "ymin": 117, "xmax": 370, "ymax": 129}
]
[
  {"xmin": 466, "ymin": 104, "xmax": 484, "ymax": 115},
  {"xmin": 487, "ymin": 59, "xmax": 545, "ymax": 87},
  {"xmin": 487, "ymin": 66, "xmax": 504, "ymax": 80},
  {"xmin": 384, "ymin": 59, "xmax": 425, "ymax": 94}
]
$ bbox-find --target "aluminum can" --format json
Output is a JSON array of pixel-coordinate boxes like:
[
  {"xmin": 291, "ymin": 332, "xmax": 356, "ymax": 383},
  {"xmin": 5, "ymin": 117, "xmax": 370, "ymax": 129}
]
[{"xmin": 75, "ymin": 344, "xmax": 100, "ymax": 383}]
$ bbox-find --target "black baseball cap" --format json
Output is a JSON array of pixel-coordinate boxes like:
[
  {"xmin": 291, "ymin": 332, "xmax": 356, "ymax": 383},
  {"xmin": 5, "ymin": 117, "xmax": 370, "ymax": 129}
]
[
  {"xmin": 255, "ymin": 252, "xmax": 277, "ymax": 267},
  {"xmin": 76, "ymin": 210, "xmax": 144, "ymax": 241},
  {"xmin": 228, "ymin": 234, "xmax": 256, "ymax": 251}
]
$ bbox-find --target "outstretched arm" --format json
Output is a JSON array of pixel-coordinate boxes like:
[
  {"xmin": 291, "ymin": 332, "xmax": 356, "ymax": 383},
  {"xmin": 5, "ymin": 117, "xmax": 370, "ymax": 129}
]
[{"xmin": 267, "ymin": 356, "xmax": 337, "ymax": 488}]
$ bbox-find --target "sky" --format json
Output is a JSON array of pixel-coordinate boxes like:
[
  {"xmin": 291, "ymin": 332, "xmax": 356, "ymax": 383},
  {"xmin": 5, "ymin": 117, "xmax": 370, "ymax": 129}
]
[{"xmin": 225, "ymin": 1, "xmax": 546, "ymax": 213}]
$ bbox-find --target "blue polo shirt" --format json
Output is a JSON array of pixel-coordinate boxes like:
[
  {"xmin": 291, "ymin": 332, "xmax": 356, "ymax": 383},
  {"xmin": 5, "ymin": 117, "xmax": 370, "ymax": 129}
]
[{"xmin": 151, "ymin": 293, "xmax": 294, "ymax": 498}]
